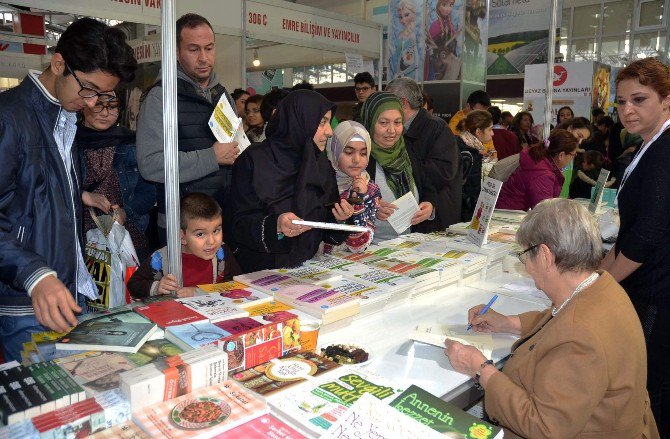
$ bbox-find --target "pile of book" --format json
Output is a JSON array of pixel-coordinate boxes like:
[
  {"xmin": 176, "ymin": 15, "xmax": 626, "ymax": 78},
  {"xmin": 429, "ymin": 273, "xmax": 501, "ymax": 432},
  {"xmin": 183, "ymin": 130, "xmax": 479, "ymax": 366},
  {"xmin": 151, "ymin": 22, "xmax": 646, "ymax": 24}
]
[
  {"xmin": 377, "ymin": 236, "xmax": 489, "ymax": 285},
  {"xmin": 120, "ymin": 345, "xmax": 228, "ymax": 411},
  {"xmin": 0, "ymin": 360, "xmax": 86, "ymax": 424},
  {"xmin": 0, "ymin": 388, "xmax": 130, "ymax": 439},
  {"xmin": 235, "ymin": 270, "xmax": 362, "ymax": 324}
]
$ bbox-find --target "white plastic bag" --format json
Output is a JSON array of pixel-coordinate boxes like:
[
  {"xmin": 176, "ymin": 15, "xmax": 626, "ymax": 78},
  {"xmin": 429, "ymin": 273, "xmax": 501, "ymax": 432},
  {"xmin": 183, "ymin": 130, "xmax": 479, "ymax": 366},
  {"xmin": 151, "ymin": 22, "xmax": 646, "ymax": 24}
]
[
  {"xmin": 598, "ymin": 209, "xmax": 620, "ymax": 243},
  {"xmin": 85, "ymin": 210, "xmax": 138, "ymax": 311}
]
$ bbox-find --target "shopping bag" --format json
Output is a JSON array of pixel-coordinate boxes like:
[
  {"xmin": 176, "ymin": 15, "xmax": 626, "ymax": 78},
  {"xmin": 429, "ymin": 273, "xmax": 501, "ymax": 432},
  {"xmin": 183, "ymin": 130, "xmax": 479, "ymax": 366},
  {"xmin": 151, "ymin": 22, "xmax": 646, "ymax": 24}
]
[{"xmin": 84, "ymin": 208, "xmax": 138, "ymax": 312}]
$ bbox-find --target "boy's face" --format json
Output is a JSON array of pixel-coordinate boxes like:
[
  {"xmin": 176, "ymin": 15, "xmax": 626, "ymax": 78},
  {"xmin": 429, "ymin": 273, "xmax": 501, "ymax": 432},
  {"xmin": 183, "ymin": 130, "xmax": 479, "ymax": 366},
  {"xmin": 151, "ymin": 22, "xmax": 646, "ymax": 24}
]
[{"xmin": 180, "ymin": 216, "xmax": 223, "ymax": 260}]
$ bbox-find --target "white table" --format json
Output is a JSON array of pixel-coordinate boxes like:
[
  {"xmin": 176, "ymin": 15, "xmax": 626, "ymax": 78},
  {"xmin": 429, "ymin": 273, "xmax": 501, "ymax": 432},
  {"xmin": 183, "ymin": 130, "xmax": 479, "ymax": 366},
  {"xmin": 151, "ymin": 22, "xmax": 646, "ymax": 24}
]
[{"xmin": 317, "ymin": 271, "xmax": 550, "ymax": 406}]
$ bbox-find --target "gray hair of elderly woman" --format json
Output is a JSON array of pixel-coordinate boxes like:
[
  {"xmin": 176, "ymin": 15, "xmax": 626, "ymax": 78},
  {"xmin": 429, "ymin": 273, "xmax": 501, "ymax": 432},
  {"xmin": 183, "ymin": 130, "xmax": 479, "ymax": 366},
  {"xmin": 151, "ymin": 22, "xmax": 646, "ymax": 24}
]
[
  {"xmin": 386, "ymin": 77, "xmax": 423, "ymax": 110},
  {"xmin": 516, "ymin": 198, "xmax": 602, "ymax": 273}
]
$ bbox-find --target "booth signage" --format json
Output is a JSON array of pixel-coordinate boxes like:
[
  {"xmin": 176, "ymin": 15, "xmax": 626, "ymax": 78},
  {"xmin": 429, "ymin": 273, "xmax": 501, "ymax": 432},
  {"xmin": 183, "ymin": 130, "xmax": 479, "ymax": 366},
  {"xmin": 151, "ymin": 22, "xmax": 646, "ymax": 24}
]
[{"xmin": 246, "ymin": 0, "xmax": 379, "ymax": 54}]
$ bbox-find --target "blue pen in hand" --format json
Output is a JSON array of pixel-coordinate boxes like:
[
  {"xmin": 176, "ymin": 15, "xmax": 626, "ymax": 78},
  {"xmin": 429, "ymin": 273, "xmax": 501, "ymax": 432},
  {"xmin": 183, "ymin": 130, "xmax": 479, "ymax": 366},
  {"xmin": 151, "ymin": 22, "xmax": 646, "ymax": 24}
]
[{"xmin": 467, "ymin": 294, "xmax": 499, "ymax": 332}]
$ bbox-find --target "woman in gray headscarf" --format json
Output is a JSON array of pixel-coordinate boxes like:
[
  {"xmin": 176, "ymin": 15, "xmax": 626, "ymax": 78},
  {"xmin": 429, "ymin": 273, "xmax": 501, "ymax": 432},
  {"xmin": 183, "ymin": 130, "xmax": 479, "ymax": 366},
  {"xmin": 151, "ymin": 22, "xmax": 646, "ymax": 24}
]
[{"xmin": 325, "ymin": 120, "xmax": 382, "ymax": 253}]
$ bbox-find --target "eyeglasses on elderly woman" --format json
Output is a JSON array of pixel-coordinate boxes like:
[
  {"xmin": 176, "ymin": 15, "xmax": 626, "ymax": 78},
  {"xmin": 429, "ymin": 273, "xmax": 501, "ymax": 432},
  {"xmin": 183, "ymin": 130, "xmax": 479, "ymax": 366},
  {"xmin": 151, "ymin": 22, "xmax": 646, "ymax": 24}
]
[{"xmin": 517, "ymin": 244, "xmax": 540, "ymax": 263}]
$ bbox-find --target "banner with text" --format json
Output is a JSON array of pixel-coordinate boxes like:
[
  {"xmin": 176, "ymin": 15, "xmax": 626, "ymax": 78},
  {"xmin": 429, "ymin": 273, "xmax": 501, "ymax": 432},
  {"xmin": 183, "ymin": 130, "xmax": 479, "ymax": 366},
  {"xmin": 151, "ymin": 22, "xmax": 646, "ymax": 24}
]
[
  {"xmin": 246, "ymin": 0, "xmax": 380, "ymax": 57},
  {"xmin": 523, "ymin": 61, "xmax": 603, "ymax": 125}
]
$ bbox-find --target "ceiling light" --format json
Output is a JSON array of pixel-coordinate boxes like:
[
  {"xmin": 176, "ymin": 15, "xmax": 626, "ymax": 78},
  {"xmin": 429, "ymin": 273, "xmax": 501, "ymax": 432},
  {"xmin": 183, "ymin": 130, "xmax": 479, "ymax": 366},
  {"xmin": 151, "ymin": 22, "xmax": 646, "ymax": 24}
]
[{"xmin": 252, "ymin": 49, "xmax": 260, "ymax": 67}]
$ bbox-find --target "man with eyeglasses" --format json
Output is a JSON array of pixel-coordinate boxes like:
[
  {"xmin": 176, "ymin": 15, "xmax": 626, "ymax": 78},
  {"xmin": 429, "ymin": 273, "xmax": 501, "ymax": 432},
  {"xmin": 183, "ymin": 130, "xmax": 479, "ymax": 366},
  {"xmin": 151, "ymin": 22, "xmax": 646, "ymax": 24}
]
[
  {"xmin": 0, "ymin": 18, "xmax": 137, "ymax": 362},
  {"xmin": 136, "ymin": 13, "xmax": 239, "ymax": 245},
  {"xmin": 352, "ymin": 71, "xmax": 376, "ymax": 123}
]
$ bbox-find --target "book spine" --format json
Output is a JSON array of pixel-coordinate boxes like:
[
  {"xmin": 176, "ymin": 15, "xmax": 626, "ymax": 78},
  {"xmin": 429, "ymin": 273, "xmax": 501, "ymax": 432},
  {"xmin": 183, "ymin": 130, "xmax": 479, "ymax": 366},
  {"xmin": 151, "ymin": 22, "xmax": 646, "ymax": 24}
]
[
  {"xmin": 27, "ymin": 364, "xmax": 67, "ymax": 409},
  {"xmin": 50, "ymin": 362, "xmax": 86, "ymax": 403}
]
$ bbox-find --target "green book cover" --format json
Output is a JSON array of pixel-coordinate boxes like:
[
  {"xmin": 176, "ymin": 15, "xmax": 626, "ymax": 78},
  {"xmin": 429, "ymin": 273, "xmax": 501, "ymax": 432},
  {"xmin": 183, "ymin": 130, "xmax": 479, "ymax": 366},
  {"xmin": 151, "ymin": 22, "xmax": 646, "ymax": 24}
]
[
  {"xmin": 27, "ymin": 363, "xmax": 63, "ymax": 400},
  {"xmin": 389, "ymin": 385, "xmax": 502, "ymax": 439},
  {"xmin": 124, "ymin": 339, "xmax": 184, "ymax": 367}
]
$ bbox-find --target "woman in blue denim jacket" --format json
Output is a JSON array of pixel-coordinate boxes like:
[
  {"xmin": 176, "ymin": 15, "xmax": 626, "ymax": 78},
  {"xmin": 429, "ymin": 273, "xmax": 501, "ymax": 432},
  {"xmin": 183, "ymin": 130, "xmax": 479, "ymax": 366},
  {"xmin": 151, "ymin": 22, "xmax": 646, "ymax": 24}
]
[{"xmin": 77, "ymin": 96, "xmax": 156, "ymax": 260}]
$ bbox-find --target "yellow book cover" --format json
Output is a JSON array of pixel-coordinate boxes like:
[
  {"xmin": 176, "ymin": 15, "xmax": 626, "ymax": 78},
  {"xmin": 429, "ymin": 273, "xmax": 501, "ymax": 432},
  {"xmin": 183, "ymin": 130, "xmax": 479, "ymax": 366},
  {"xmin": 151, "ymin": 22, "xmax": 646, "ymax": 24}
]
[
  {"xmin": 197, "ymin": 280, "xmax": 249, "ymax": 293},
  {"xmin": 245, "ymin": 300, "xmax": 293, "ymax": 317},
  {"xmin": 31, "ymin": 330, "xmax": 66, "ymax": 343}
]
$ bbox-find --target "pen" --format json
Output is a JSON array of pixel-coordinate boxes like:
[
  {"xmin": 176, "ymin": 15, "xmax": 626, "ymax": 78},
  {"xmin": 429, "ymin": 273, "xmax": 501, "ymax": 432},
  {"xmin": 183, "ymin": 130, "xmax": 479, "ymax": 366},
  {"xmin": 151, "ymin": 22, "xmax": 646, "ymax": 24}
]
[{"xmin": 467, "ymin": 294, "xmax": 498, "ymax": 331}]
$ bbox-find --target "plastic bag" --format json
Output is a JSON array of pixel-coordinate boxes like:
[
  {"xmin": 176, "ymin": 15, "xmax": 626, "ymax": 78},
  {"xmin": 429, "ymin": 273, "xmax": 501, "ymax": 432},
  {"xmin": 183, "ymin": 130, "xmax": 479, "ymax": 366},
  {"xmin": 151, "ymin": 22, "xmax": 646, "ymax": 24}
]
[
  {"xmin": 598, "ymin": 209, "xmax": 619, "ymax": 243},
  {"xmin": 84, "ymin": 210, "xmax": 138, "ymax": 312}
]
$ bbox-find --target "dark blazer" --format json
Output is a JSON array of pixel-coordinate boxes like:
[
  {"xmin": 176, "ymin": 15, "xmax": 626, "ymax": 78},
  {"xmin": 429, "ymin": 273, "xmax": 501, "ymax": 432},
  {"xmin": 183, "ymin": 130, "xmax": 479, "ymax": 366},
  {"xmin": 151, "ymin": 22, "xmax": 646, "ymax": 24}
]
[
  {"xmin": 404, "ymin": 108, "xmax": 461, "ymax": 231},
  {"xmin": 365, "ymin": 144, "xmax": 438, "ymax": 231}
]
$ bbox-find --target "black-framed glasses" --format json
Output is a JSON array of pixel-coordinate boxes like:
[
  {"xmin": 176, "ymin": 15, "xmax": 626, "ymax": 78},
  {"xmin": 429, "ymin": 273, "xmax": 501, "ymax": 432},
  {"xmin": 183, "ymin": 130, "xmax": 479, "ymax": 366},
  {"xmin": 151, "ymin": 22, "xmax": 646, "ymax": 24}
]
[
  {"xmin": 65, "ymin": 64, "xmax": 116, "ymax": 101},
  {"xmin": 517, "ymin": 244, "xmax": 540, "ymax": 263},
  {"xmin": 355, "ymin": 86, "xmax": 372, "ymax": 93},
  {"xmin": 91, "ymin": 99, "xmax": 122, "ymax": 115}
]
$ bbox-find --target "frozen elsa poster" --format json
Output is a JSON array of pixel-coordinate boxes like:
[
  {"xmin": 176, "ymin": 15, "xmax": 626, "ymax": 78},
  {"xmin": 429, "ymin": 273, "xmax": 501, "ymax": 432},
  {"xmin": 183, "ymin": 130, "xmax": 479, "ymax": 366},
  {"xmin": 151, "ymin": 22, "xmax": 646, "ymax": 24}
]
[{"xmin": 388, "ymin": 0, "xmax": 425, "ymax": 81}]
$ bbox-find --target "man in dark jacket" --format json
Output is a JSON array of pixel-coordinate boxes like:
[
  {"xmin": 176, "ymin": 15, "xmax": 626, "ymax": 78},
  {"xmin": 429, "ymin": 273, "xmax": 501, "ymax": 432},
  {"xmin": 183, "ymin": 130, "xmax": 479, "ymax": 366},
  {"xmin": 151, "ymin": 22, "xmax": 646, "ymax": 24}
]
[
  {"xmin": 351, "ymin": 71, "xmax": 376, "ymax": 123},
  {"xmin": 0, "ymin": 18, "xmax": 137, "ymax": 362},
  {"xmin": 136, "ymin": 13, "xmax": 239, "ymax": 244},
  {"xmin": 386, "ymin": 77, "xmax": 461, "ymax": 230}
]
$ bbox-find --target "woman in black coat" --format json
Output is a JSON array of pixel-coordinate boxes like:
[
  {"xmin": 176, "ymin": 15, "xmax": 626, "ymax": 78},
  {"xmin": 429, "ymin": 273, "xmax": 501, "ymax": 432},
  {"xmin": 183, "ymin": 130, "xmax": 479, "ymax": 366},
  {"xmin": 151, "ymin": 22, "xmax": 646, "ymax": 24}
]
[{"xmin": 226, "ymin": 90, "xmax": 353, "ymax": 272}]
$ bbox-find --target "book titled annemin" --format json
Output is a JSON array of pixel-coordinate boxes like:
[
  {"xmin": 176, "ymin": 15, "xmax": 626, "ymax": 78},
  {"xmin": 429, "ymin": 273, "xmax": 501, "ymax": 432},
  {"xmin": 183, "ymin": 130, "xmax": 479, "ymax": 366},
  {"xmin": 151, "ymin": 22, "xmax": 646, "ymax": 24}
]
[
  {"xmin": 56, "ymin": 318, "xmax": 157, "ymax": 353},
  {"xmin": 390, "ymin": 385, "xmax": 503, "ymax": 438}
]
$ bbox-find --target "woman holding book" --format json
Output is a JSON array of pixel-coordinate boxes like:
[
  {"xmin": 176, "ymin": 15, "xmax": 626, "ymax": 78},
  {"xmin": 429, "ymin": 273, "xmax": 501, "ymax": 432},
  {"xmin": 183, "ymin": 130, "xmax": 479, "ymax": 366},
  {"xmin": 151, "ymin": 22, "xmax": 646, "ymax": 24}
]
[
  {"xmin": 226, "ymin": 90, "xmax": 353, "ymax": 272},
  {"xmin": 360, "ymin": 91, "xmax": 436, "ymax": 242},
  {"xmin": 444, "ymin": 198, "xmax": 657, "ymax": 438},
  {"xmin": 600, "ymin": 57, "xmax": 670, "ymax": 436}
]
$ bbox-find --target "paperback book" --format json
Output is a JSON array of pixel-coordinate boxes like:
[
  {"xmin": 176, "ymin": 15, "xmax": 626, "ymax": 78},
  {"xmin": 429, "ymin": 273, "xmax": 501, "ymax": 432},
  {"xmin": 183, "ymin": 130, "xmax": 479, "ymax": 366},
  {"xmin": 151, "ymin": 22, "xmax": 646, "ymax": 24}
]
[
  {"xmin": 269, "ymin": 366, "xmax": 405, "ymax": 436},
  {"xmin": 53, "ymin": 351, "xmax": 137, "ymax": 396},
  {"xmin": 390, "ymin": 385, "xmax": 503, "ymax": 438},
  {"xmin": 231, "ymin": 351, "xmax": 340, "ymax": 396},
  {"xmin": 165, "ymin": 321, "xmax": 232, "ymax": 351},
  {"xmin": 196, "ymin": 281, "xmax": 273, "ymax": 308},
  {"xmin": 134, "ymin": 300, "xmax": 208, "ymax": 328},
  {"xmin": 323, "ymin": 392, "xmax": 443, "ymax": 439},
  {"xmin": 133, "ymin": 380, "xmax": 268, "ymax": 439},
  {"xmin": 176, "ymin": 296, "xmax": 249, "ymax": 323},
  {"xmin": 56, "ymin": 319, "xmax": 157, "ymax": 353},
  {"xmin": 213, "ymin": 413, "xmax": 306, "ymax": 438}
]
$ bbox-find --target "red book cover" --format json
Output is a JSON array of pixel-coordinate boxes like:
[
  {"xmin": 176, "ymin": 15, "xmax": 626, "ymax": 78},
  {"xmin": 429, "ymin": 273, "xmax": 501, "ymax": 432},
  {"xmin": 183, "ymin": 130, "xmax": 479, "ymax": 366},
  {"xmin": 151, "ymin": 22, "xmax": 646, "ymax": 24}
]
[
  {"xmin": 244, "ymin": 338, "xmax": 282, "ymax": 367},
  {"xmin": 134, "ymin": 300, "xmax": 207, "ymax": 328},
  {"xmin": 212, "ymin": 413, "xmax": 307, "ymax": 438},
  {"xmin": 32, "ymin": 399, "xmax": 101, "ymax": 430},
  {"xmin": 214, "ymin": 317, "xmax": 263, "ymax": 335}
]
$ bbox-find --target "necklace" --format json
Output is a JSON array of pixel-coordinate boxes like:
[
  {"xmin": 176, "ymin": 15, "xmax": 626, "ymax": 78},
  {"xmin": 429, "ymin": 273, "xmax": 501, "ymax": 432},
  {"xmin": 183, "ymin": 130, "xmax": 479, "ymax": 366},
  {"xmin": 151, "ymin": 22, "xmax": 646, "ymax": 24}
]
[{"xmin": 551, "ymin": 272, "xmax": 599, "ymax": 316}]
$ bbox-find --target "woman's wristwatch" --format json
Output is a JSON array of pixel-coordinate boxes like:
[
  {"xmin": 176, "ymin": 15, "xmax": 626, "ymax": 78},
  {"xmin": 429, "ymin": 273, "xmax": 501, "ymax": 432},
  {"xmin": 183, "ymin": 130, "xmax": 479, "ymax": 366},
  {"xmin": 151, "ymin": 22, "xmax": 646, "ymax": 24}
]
[{"xmin": 473, "ymin": 359, "xmax": 495, "ymax": 390}]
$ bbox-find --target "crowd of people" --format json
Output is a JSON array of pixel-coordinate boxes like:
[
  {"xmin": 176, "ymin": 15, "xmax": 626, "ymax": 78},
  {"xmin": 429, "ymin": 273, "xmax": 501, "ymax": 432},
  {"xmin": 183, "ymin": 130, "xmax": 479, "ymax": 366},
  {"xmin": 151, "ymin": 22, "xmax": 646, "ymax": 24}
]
[{"xmin": 0, "ymin": 11, "xmax": 668, "ymax": 439}]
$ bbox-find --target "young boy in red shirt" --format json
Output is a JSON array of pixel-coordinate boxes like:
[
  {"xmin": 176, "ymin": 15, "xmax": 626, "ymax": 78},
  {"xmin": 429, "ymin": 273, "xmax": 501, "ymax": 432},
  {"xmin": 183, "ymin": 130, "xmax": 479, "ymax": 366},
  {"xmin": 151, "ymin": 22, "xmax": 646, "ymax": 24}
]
[{"xmin": 128, "ymin": 193, "xmax": 240, "ymax": 298}]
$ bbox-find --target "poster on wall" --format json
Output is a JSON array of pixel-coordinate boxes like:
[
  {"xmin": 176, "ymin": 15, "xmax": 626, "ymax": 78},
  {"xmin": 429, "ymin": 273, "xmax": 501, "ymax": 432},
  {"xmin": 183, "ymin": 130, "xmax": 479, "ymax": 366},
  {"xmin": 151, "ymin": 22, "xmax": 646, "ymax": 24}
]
[
  {"xmin": 487, "ymin": 0, "xmax": 562, "ymax": 76},
  {"xmin": 246, "ymin": 70, "xmax": 284, "ymax": 95},
  {"xmin": 424, "ymin": 0, "xmax": 464, "ymax": 81},
  {"xmin": 592, "ymin": 62, "xmax": 611, "ymax": 113},
  {"xmin": 387, "ymin": 0, "xmax": 425, "ymax": 81},
  {"xmin": 462, "ymin": 0, "xmax": 488, "ymax": 84}
]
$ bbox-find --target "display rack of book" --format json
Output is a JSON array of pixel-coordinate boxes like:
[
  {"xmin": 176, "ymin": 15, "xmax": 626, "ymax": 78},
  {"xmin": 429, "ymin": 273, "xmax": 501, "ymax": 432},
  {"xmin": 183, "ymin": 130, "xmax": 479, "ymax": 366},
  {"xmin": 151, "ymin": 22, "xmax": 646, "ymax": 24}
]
[{"xmin": 1, "ymin": 230, "xmax": 520, "ymax": 438}]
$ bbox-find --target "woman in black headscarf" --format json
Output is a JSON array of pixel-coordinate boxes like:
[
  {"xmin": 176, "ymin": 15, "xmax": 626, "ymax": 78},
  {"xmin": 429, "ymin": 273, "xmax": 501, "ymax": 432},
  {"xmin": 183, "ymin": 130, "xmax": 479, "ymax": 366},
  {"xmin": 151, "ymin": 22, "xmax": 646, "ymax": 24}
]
[{"xmin": 226, "ymin": 90, "xmax": 354, "ymax": 272}]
